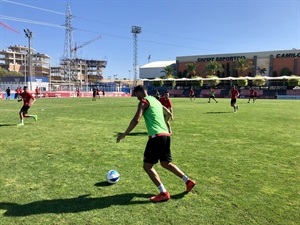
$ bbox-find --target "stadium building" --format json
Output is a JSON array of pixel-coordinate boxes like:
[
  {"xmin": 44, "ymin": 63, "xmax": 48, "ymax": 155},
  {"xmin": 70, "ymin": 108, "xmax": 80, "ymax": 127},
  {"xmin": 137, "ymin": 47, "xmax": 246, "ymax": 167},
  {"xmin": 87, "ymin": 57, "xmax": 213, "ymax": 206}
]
[
  {"xmin": 176, "ymin": 49, "xmax": 300, "ymax": 79},
  {"xmin": 140, "ymin": 49, "xmax": 300, "ymax": 98}
]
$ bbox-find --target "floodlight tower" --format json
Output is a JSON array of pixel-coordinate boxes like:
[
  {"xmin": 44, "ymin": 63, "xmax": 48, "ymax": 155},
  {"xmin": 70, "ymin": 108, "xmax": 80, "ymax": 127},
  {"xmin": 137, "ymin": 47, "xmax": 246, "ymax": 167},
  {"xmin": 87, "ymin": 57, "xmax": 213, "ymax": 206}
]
[
  {"xmin": 62, "ymin": 3, "xmax": 74, "ymax": 91},
  {"xmin": 131, "ymin": 26, "xmax": 141, "ymax": 86},
  {"xmin": 24, "ymin": 29, "xmax": 33, "ymax": 90}
]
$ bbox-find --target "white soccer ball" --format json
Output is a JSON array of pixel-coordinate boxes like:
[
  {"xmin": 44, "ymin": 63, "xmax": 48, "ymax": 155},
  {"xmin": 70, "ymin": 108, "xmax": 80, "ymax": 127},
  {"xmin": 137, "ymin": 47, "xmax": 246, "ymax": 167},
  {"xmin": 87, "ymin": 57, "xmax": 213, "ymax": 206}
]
[{"xmin": 106, "ymin": 170, "xmax": 120, "ymax": 184}]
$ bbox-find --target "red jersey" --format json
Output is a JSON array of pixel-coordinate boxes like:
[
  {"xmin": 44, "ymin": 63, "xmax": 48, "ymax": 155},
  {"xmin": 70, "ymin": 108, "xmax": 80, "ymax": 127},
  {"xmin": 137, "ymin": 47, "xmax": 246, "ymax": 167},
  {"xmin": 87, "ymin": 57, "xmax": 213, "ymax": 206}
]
[
  {"xmin": 159, "ymin": 97, "xmax": 172, "ymax": 109},
  {"xmin": 250, "ymin": 89, "xmax": 254, "ymax": 95},
  {"xmin": 19, "ymin": 92, "xmax": 34, "ymax": 106},
  {"xmin": 189, "ymin": 89, "xmax": 194, "ymax": 95},
  {"xmin": 230, "ymin": 89, "xmax": 239, "ymax": 99}
]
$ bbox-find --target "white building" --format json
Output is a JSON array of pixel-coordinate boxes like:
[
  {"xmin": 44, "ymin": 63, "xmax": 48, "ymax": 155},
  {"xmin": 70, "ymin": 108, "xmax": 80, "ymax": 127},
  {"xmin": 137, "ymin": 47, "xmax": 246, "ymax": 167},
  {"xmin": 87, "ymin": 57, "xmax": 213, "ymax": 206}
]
[{"xmin": 139, "ymin": 61, "xmax": 176, "ymax": 79}]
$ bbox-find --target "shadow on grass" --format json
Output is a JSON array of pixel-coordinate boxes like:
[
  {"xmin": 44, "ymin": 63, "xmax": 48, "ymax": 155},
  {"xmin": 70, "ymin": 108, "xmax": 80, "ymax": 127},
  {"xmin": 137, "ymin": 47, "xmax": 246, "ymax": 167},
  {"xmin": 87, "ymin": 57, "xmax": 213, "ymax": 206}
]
[
  {"xmin": 0, "ymin": 193, "xmax": 149, "ymax": 216},
  {"xmin": 115, "ymin": 132, "xmax": 148, "ymax": 136},
  {"xmin": 205, "ymin": 111, "xmax": 232, "ymax": 114},
  {"xmin": 0, "ymin": 191, "xmax": 187, "ymax": 216},
  {"xmin": 0, "ymin": 123, "xmax": 17, "ymax": 127}
]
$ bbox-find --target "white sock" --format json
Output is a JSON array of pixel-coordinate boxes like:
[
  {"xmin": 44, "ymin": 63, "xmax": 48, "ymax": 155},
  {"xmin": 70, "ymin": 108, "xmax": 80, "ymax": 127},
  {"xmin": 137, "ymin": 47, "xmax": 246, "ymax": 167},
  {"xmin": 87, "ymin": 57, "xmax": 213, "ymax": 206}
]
[
  {"xmin": 20, "ymin": 119, "xmax": 24, "ymax": 124},
  {"xmin": 182, "ymin": 175, "xmax": 189, "ymax": 183},
  {"xmin": 158, "ymin": 184, "xmax": 167, "ymax": 193}
]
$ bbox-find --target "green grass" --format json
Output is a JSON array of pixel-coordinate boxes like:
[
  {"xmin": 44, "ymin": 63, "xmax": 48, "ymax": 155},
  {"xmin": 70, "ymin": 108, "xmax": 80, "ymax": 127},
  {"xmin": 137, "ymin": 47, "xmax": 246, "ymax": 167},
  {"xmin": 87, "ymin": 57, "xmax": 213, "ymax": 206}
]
[{"xmin": 0, "ymin": 97, "xmax": 299, "ymax": 225}]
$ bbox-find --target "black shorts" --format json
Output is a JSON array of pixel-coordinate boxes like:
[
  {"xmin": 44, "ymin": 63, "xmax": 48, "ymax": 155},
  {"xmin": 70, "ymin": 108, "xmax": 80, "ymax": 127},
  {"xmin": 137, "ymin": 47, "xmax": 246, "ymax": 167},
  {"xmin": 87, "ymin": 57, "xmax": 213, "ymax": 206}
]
[
  {"xmin": 144, "ymin": 136, "xmax": 172, "ymax": 164},
  {"xmin": 230, "ymin": 98, "xmax": 237, "ymax": 105},
  {"xmin": 249, "ymin": 95, "xmax": 254, "ymax": 99},
  {"xmin": 20, "ymin": 105, "xmax": 30, "ymax": 114}
]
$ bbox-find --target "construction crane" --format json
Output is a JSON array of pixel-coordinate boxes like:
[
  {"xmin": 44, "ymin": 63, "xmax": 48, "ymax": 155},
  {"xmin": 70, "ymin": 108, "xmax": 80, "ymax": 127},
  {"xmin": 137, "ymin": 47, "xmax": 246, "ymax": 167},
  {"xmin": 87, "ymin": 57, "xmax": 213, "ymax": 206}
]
[{"xmin": 71, "ymin": 35, "xmax": 101, "ymax": 58}]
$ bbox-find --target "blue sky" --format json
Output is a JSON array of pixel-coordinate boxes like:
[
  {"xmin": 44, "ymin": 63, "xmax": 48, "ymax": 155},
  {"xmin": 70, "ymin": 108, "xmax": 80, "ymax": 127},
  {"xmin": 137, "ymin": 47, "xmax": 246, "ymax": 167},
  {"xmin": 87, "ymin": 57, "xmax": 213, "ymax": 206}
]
[{"xmin": 0, "ymin": 0, "xmax": 299, "ymax": 79}]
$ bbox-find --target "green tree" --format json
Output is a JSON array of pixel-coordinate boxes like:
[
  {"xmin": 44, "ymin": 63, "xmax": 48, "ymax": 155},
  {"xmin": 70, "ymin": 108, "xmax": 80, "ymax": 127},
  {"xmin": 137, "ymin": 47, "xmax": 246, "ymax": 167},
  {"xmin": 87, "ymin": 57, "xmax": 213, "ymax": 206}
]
[
  {"xmin": 186, "ymin": 62, "xmax": 197, "ymax": 78},
  {"xmin": 253, "ymin": 75, "xmax": 266, "ymax": 86},
  {"xmin": 280, "ymin": 67, "xmax": 291, "ymax": 76},
  {"xmin": 0, "ymin": 67, "xmax": 8, "ymax": 78},
  {"xmin": 0, "ymin": 67, "xmax": 23, "ymax": 80},
  {"xmin": 164, "ymin": 79, "xmax": 176, "ymax": 88},
  {"xmin": 205, "ymin": 61, "xmax": 224, "ymax": 76},
  {"xmin": 190, "ymin": 76, "xmax": 203, "ymax": 88},
  {"xmin": 237, "ymin": 77, "xmax": 248, "ymax": 87},
  {"xmin": 206, "ymin": 75, "xmax": 220, "ymax": 86},
  {"xmin": 152, "ymin": 78, "xmax": 164, "ymax": 87},
  {"xmin": 234, "ymin": 58, "xmax": 253, "ymax": 77},
  {"xmin": 287, "ymin": 75, "xmax": 300, "ymax": 87},
  {"xmin": 161, "ymin": 66, "xmax": 175, "ymax": 78}
]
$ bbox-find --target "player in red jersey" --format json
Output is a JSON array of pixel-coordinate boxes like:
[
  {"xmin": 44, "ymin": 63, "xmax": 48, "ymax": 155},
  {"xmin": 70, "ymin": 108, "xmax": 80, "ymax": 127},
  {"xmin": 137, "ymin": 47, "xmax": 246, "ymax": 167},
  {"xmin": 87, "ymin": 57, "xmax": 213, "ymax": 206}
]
[
  {"xmin": 253, "ymin": 90, "xmax": 257, "ymax": 101},
  {"xmin": 76, "ymin": 88, "xmax": 80, "ymax": 97},
  {"xmin": 248, "ymin": 87, "xmax": 256, "ymax": 103},
  {"xmin": 14, "ymin": 87, "xmax": 19, "ymax": 99},
  {"xmin": 17, "ymin": 86, "xmax": 37, "ymax": 125},
  {"xmin": 159, "ymin": 91, "xmax": 173, "ymax": 133},
  {"xmin": 35, "ymin": 87, "xmax": 40, "ymax": 98},
  {"xmin": 230, "ymin": 85, "xmax": 239, "ymax": 112},
  {"xmin": 189, "ymin": 87, "xmax": 195, "ymax": 100},
  {"xmin": 96, "ymin": 87, "xmax": 100, "ymax": 99}
]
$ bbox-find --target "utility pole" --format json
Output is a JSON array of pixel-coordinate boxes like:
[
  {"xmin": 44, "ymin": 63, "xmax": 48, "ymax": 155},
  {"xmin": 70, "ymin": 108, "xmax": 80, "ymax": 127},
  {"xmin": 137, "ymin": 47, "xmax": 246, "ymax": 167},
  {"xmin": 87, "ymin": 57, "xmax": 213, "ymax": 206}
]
[
  {"xmin": 131, "ymin": 26, "xmax": 141, "ymax": 87},
  {"xmin": 24, "ymin": 29, "xmax": 33, "ymax": 90},
  {"xmin": 108, "ymin": 75, "xmax": 111, "ymax": 91},
  {"xmin": 62, "ymin": 3, "xmax": 73, "ymax": 93},
  {"xmin": 128, "ymin": 70, "xmax": 131, "ymax": 80}
]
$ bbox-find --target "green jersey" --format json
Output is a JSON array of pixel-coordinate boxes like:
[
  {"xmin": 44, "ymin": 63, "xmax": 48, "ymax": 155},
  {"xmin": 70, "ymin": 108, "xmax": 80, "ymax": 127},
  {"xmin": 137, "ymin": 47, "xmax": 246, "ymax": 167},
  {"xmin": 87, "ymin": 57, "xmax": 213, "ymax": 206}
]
[{"xmin": 143, "ymin": 96, "xmax": 169, "ymax": 136}]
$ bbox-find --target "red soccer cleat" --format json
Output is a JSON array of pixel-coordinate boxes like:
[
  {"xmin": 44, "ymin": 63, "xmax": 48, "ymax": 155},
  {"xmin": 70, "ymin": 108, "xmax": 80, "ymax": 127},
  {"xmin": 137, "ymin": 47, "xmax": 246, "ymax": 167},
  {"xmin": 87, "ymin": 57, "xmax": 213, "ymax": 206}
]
[
  {"xmin": 186, "ymin": 179, "xmax": 196, "ymax": 193},
  {"xmin": 150, "ymin": 192, "xmax": 171, "ymax": 203}
]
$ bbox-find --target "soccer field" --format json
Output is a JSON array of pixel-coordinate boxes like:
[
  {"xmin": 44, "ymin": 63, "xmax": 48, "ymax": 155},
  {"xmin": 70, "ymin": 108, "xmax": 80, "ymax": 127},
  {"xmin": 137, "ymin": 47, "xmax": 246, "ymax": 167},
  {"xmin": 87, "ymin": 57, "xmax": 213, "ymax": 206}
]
[{"xmin": 0, "ymin": 97, "xmax": 299, "ymax": 225}]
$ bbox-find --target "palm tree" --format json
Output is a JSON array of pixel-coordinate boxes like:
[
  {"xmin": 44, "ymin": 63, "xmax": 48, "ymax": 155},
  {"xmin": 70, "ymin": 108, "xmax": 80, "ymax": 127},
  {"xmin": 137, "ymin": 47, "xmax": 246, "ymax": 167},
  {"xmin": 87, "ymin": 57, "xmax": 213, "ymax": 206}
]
[
  {"xmin": 205, "ymin": 61, "xmax": 224, "ymax": 76},
  {"xmin": 256, "ymin": 66, "xmax": 267, "ymax": 76},
  {"xmin": 161, "ymin": 66, "xmax": 175, "ymax": 78},
  {"xmin": 186, "ymin": 62, "xmax": 197, "ymax": 78},
  {"xmin": 234, "ymin": 58, "xmax": 253, "ymax": 77}
]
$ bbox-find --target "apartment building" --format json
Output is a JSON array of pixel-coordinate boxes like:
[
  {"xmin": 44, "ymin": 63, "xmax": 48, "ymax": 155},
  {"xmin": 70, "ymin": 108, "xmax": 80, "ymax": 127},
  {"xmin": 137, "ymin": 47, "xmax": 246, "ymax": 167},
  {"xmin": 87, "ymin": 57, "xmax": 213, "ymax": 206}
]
[{"xmin": 0, "ymin": 45, "xmax": 51, "ymax": 77}]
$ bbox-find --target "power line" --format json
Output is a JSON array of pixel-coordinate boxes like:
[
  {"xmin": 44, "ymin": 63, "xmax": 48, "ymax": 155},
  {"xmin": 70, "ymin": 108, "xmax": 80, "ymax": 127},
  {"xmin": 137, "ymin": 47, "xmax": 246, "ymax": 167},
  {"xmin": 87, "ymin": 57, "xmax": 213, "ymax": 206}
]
[
  {"xmin": 1, "ymin": 0, "xmax": 65, "ymax": 15},
  {"xmin": 0, "ymin": 15, "xmax": 64, "ymax": 28},
  {"xmin": 1, "ymin": 0, "xmax": 228, "ymax": 47},
  {"xmin": 1, "ymin": 0, "xmax": 229, "ymax": 52}
]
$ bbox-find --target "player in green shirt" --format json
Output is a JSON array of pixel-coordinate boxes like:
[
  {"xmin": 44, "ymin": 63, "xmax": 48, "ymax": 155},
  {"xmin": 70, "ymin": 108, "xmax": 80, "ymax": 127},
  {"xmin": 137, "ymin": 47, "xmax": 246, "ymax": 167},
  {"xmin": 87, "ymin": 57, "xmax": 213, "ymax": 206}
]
[
  {"xmin": 117, "ymin": 85, "xmax": 196, "ymax": 203},
  {"xmin": 208, "ymin": 87, "xmax": 218, "ymax": 103}
]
